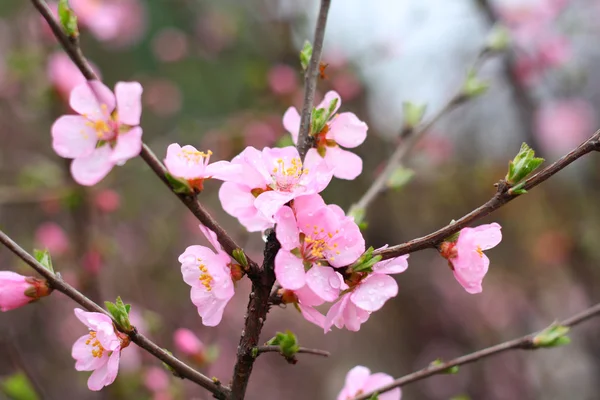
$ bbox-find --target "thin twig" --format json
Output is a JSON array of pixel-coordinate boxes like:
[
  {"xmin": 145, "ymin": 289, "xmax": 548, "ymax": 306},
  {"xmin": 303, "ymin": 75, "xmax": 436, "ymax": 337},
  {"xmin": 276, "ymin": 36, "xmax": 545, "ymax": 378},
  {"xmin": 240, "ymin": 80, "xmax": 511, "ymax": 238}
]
[
  {"xmin": 0, "ymin": 229, "xmax": 230, "ymax": 399},
  {"xmin": 31, "ymin": 0, "xmax": 257, "ymax": 273},
  {"xmin": 353, "ymin": 301, "xmax": 600, "ymax": 399},
  {"xmin": 373, "ymin": 130, "xmax": 600, "ymax": 261},
  {"xmin": 352, "ymin": 48, "xmax": 495, "ymax": 212},
  {"xmin": 296, "ymin": 0, "xmax": 332, "ymax": 160},
  {"xmin": 255, "ymin": 345, "xmax": 330, "ymax": 358}
]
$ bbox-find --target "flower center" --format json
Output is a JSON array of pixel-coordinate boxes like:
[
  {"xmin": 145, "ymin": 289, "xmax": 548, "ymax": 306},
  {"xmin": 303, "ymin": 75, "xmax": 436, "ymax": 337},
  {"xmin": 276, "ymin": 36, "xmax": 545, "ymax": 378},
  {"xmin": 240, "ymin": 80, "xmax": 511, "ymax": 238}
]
[
  {"xmin": 271, "ymin": 157, "xmax": 308, "ymax": 192},
  {"xmin": 180, "ymin": 149, "xmax": 212, "ymax": 166},
  {"xmin": 302, "ymin": 225, "xmax": 340, "ymax": 262},
  {"xmin": 85, "ymin": 331, "xmax": 105, "ymax": 358},
  {"xmin": 476, "ymin": 246, "xmax": 484, "ymax": 257},
  {"xmin": 198, "ymin": 259, "xmax": 213, "ymax": 292}
]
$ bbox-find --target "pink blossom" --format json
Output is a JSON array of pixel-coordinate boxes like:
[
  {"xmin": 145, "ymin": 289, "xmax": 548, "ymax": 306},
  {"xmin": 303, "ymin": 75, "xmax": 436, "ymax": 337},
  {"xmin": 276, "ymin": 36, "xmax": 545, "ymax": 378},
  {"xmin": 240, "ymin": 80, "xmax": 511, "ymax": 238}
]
[
  {"xmin": 324, "ymin": 254, "xmax": 408, "ymax": 332},
  {"xmin": 440, "ymin": 223, "xmax": 502, "ymax": 294},
  {"xmin": 331, "ymin": 71, "xmax": 362, "ymax": 101},
  {"xmin": 173, "ymin": 328, "xmax": 205, "ymax": 356},
  {"xmin": 83, "ymin": 250, "xmax": 103, "ymax": 275},
  {"xmin": 274, "ymin": 194, "xmax": 364, "ymax": 300},
  {"xmin": 218, "ymin": 146, "xmax": 333, "ymax": 231},
  {"xmin": 47, "ymin": 52, "xmax": 101, "ymax": 100},
  {"xmin": 267, "ymin": 64, "xmax": 298, "ymax": 95},
  {"xmin": 164, "ymin": 144, "xmax": 240, "ymax": 191},
  {"xmin": 144, "ymin": 367, "xmax": 170, "ymax": 393},
  {"xmin": 51, "ymin": 80, "xmax": 143, "ymax": 186},
  {"xmin": 337, "ymin": 366, "xmax": 400, "ymax": 400},
  {"xmin": 94, "ymin": 189, "xmax": 121, "ymax": 213},
  {"xmin": 72, "ymin": 308, "xmax": 129, "ymax": 391},
  {"xmin": 535, "ymin": 99, "xmax": 595, "ymax": 157},
  {"xmin": 34, "ymin": 222, "xmax": 70, "ymax": 256},
  {"xmin": 179, "ymin": 225, "xmax": 234, "ymax": 326},
  {"xmin": 283, "ymin": 91, "xmax": 367, "ymax": 180},
  {"xmin": 279, "ymin": 284, "xmax": 331, "ymax": 329},
  {"xmin": 0, "ymin": 272, "xmax": 51, "ymax": 312}
]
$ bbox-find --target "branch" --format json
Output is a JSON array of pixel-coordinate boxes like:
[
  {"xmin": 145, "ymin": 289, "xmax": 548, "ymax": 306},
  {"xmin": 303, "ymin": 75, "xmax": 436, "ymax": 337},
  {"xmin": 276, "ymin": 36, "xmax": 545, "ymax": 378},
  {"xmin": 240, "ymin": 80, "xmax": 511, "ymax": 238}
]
[
  {"xmin": 353, "ymin": 301, "xmax": 600, "ymax": 400},
  {"xmin": 352, "ymin": 48, "xmax": 495, "ymax": 212},
  {"xmin": 255, "ymin": 346, "xmax": 330, "ymax": 358},
  {"xmin": 31, "ymin": 0, "xmax": 258, "ymax": 274},
  {"xmin": 373, "ymin": 130, "xmax": 600, "ymax": 260},
  {"xmin": 0, "ymin": 229, "xmax": 230, "ymax": 399},
  {"xmin": 296, "ymin": 0, "xmax": 332, "ymax": 160}
]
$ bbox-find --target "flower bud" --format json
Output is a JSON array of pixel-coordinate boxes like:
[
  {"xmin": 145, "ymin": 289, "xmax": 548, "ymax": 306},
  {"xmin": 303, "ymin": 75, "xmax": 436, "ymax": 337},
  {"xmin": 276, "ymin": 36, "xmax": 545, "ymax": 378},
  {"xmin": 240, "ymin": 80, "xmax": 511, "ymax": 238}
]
[{"xmin": 0, "ymin": 272, "xmax": 52, "ymax": 312}]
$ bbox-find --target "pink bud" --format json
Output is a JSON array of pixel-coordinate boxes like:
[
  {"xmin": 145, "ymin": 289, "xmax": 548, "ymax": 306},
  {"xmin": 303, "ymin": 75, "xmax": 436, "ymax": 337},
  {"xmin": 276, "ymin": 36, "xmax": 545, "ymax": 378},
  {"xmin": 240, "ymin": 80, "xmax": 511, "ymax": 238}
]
[
  {"xmin": 94, "ymin": 189, "xmax": 121, "ymax": 213},
  {"xmin": 35, "ymin": 222, "xmax": 70, "ymax": 256},
  {"xmin": 0, "ymin": 272, "xmax": 51, "ymax": 311},
  {"xmin": 173, "ymin": 328, "xmax": 204, "ymax": 356}
]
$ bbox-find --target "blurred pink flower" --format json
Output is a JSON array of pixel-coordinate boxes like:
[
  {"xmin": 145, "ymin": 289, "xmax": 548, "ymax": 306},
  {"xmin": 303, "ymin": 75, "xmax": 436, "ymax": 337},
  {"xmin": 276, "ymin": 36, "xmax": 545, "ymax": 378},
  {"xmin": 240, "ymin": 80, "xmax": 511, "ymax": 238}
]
[
  {"xmin": 179, "ymin": 225, "xmax": 234, "ymax": 326},
  {"xmin": 72, "ymin": 308, "xmax": 129, "ymax": 391},
  {"xmin": 218, "ymin": 146, "xmax": 333, "ymax": 231},
  {"xmin": 152, "ymin": 28, "xmax": 189, "ymax": 63},
  {"xmin": 535, "ymin": 99, "xmax": 595, "ymax": 156},
  {"xmin": 243, "ymin": 120, "xmax": 277, "ymax": 148},
  {"xmin": 173, "ymin": 328, "xmax": 205, "ymax": 356},
  {"xmin": 331, "ymin": 71, "xmax": 362, "ymax": 101},
  {"xmin": 94, "ymin": 189, "xmax": 121, "ymax": 213},
  {"xmin": 82, "ymin": 249, "xmax": 102, "ymax": 275},
  {"xmin": 51, "ymin": 80, "xmax": 143, "ymax": 185},
  {"xmin": 144, "ymin": 367, "xmax": 170, "ymax": 393},
  {"xmin": 284, "ymin": 91, "xmax": 368, "ymax": 180},
  {"xmin": 440, "ymin": 223, "xmax": 502, "ymax": 294},
  {"xmin": 267, "ymin": 64, "xmax": 298, "ymax": 95},
  {"xmin": 35, "ymin": 222, "xmax": 70, "ymax": 256},
  {"xmin": 337, "ymin": 366, "xmax": 400, "ymax": 400},
  {"xmin": 537, "ymin": 35, "xmax": 572, "ymax": 68},
  {"xmin": 47, "ymin": 52, "xmax": 101, "ymax": 100},
  {"xmin": 143, "ymin": 79, "xmax": 182, "ymax": 117},
  {"xmin": 0, "ymin": 272, "xmax": 51, "ymax": 312}
]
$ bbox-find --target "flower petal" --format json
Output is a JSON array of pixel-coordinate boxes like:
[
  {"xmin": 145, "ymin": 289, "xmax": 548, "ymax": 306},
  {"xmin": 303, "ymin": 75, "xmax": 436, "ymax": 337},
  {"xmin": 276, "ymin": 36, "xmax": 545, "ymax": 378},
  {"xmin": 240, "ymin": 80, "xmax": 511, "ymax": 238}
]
[
  {"xmin": 324, "ymin": 146, "xmax": 363, "ymax": 180},
  {"xmin": 316, "ymin": 90, "xmax": 341, "ymax": 115},
  {"xmin": 328, "ymin": 112, "xmax": 368, "ymax": 148},
  {"xmin": 363, "ymin": 373, "xmax": 401, "ymax": 400},
  {"xmin": 274, "ymin": 250, "xmax": 306, "ymax": 290},
  {"xmin": 218, "ymin": 182, "xmax": 273, "ymax": 232},
  {"xmin": 342, "ymin": 366, "xmax": 371, "ymax": 399},
  {"xmin": 254, "ymin": 191, "xmax": 295, "ymax": 221},
  {"xmin": 298, "ymin": 305, "xmax": 325, "ymax": 328},
  {"xmin": 373, "ymin": 254, "xmax": 409, "ymax": 275},
  {"xmin": 70, "ymin": 146, "xmax": 114, "ymax": 186},
  {"xmin": 110, "ymin": 126, "xmax": 143, "ymax": 164},
  {"xmin": 190, "ymin": 287, "xmax": 229, "ymax": 327},
  {"xmin": 274, "ymin": 206, "xmax": 300, "ymax": 251},
  {"xmin": 70, "ymin": 80, "xmax": 115, "ymax": 119},
  {"xmin": 87, "ymin": 348, "xmax": 120, "ymax": 390},
  {"xmin": 204, "ymin": 160, "xmax": 242, "ymax": 181},
  {"xmin": 305, "ymin": 266, "xmax": 342, "ymax": 302},
  {"xmin": 469, "ymin": 222, "xmax": 502, "ymax": 250},
  {"xmin": 74, "ymin": 308, "xmax": 113, "ymax": 330},
  {"xmin": 51, "ymin": 115, "xmax": 98, "ymax": 159},
  {"xmin": 115, "ymin": 81, "xmax": 143, "ymax": 126},
  {"xmin": 351, "ymin": 274, "xmax": 398, "ymax": 312},
  {"xmin": 282, "ymin": 107, "xmax": 301, "ymax": 144}
]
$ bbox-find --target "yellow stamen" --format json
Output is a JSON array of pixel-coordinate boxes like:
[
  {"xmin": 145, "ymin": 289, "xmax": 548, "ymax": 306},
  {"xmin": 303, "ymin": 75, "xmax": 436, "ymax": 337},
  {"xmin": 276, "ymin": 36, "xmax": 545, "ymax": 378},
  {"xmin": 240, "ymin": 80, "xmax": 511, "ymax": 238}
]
[{"xmin": 85, "ymin": 331, "xmax": 105, "ymax": 358}]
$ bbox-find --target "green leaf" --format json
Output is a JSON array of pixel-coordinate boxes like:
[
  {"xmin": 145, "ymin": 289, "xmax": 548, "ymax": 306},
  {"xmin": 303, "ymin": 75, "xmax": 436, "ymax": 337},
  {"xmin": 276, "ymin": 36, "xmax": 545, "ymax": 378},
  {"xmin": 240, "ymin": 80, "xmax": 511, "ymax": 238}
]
[
  {"xmin": 232, "ymin": 249, "xmax": 249, "ymax": 268},
  {"xmin": 310, "ymin": 107, "xmax": 327, "ymax": 135},
  {"xmin": 349, "ymin": 247, "xmax": 381, "ymax": 273},
  {"xmin": 105, "ymin": 297, "xmax": 133, "ymax": 332},
  {"xmin": 386, "ymin": 167, "xmax": 415, "ymax": 190},
  {"xmin": 58, "ymin": 0, "xmax": 78, "ymax": 37},
  {"xmin": 348, "ymin": 206, "xmax": 366, "ymax": 225},
  {"xmin": 165, "ymin": 172, "xmax": 192, "ymax": 195},
  {"xmin": 430, "ymin": 358, "xmax": 460, "ymax": 374},
  {"xmin": 265, "ymin": 330, "xmax": 299, "ymax": 360},
  {"xmin": 506, "ymin": 142, "xmax": 544, "ymax": 186},
  {"xmin": 486, "ymin": 24, "xmax": 511, "ymax": 52},
  {"xmin": 533, "ymin": 324, "xmax": 571, "ymax": 348},
  {"xmin": 403, "ymin": 101, "xmax": 427, "ymax": 129},
  {"xmin": 367, "ymin": 394, "xmax": 380, "ymax": 400},
  {"xmin": 462, "ymin": 70, "xmax": 489, "ymax": 98},
  {"xmin": 300, "ymin": 41, "xmax": 313, "ymax": 71},
  {"xmin": 1, "ymin": 372, "xmax": 39, "ymax": 400},
  {"xmin": 33, "ymin": 249, "xmax": 54, "ymax": 273}
]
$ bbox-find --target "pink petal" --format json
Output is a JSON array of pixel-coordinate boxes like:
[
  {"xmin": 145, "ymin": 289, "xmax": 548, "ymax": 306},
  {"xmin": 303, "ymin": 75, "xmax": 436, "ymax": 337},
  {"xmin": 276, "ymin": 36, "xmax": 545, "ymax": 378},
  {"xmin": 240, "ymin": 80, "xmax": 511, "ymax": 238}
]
[
  {"xmin": 274, "ymin": 206, "xmax": 300, "ymax": 251},
  {"xmin": 70, "ymin": 80, "xmax": 115, "ymax": 119},
  {"xmin": 115, "ymin": 81, "xmax": 143, "ymax": 126},
  {"xmin": 282, "ymin": 107, "xmax": 301, "ymax": 144},
  {"xmin": 179, "ymin": 245, "xmax": 219, "ymax": 287},
  {"xmin": 197, "ymin": 225, "xmax": 223, "ymax": 255},
  {"xmin": 218, "ymin": 182, "xmax": 273, "ymax": 232},
  {"xmin": 373, "ymin": 254, "xmax": 409, "ymax": 275},
  {"xmin": 324, "ymin": 146, "xmax": 363, "ymax": 180},
  {"xmin": 316, "ymin": 90, "xmax": 341, "ymax": 115},
  {"xmin": 51, "ymin": 115, "xmax": 98, "ymax": 158},
  {"xmin": 328, "ymin": 112, "xmax": 368, "ymax": 148},
  {"xmin": 305, "ymin": 266, "xmax": 342, "ymax": 302},
  {"xmin": 292, "ymin": 194, "xmax": 326, "ymax": 211},
  {"xmin": 301, "ymin": 149, "xmax": 334, "ymax": 191},
  {"xmin": 204, "ymin": 160, "xmax": 242, "ymax": 181},
  {"xmin": 324, "ymin": 294, "xmax": 349, "ymax": 333},
  {"xmin": 466, "ymin": 223, "xmax": 502, "ymax": 250},
  {"xmin": 231, "ymin": 146, "xmax": 271, "ymax": 188},
  {"xmin": 363, "ymin": 373, "xmax": 401, "ymax": 400},
  {"xmin": 274, "ymin": 250, "xmax": 306, "ymax": 290},
  {"xmin": 110, "ymin": 127, "xmax": 143, "ymax": 164},
  {"xmin": 351, "ymin": 274, "xmax": 398, "ymax": 312},
  {"xmin": 298, "ymin": 305, "xmax": 325, "ymax": 328},
  {"xmin": 341, "ymin": 366, "xmax": 371, "ymax": 398},
  {"xmin": 254, "ymin": 191, "xmax": 295, "ymax": 221},
  {"xmin": 72, "ymin": 335, "xmax": 107, "ymax": 371},
  {"xmin": 295, "ymin": 285, "xmax": 325, "ymax": 307},
  {"xmin": 343, "ymin": 300, "xmax": 370, "ymax": 331},
  {"xmin": 190, "ymin": 288, "xmax": 229, "ymax": 327},
  {"xmin": 74, "ymin": 308, "xmax": 113, "ymax": 330},
  {"xmin": 70, "ymin": 146, "xmax": 114, "ymax": 186},
  {"xmin": 452, "ymin": 252, "xmax": 490, "ymax": 294},
  {"xmin": 87, "ymin": 349, "xmax": 120, "ymax": 391}
]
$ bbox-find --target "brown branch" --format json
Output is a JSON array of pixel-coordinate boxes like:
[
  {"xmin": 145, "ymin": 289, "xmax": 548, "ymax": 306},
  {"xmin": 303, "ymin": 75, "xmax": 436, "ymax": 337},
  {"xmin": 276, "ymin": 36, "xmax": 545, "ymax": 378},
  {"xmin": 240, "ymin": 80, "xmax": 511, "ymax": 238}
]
[
  {"xmin": 255, "ymin": 345, "xmax": 330, "ymax": 358},
  {"xmin": 0, "ymin": 229, "xmax": 230, "ymax": 399},
  {"xmin": 352, "ymin": 48, "xmax": 496, "ymax": 213},
  {"xmin": 373, "ymin": 130, "xmax": 600, "ymax": 261},
  {"xmin": 296, "ymin": 0, "xmax": 332, "ymax": 160},
  {"xmin": 31, "ymin": 0, "xmax": 257, "ymax": 273},
  {"xmin": 353, "ymin": 301, "xmax": 600, "ymax": 400}
]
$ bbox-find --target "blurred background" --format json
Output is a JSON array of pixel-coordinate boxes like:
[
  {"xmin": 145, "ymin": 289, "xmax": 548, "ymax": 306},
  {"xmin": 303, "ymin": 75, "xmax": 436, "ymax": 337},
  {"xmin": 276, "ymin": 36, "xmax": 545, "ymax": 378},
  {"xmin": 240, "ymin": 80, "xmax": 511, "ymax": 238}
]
[{"xmin": 1, "ymin": 0, "xmax": 600, "ymax": 399}]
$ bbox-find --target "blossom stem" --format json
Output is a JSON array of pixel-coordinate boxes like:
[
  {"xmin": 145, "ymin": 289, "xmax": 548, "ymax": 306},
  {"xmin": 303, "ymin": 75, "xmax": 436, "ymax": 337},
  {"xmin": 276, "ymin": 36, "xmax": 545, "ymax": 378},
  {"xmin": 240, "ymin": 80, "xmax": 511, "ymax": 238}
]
[
  {"xmin": 31, "ymin": 0, "xmax": 258, "ymax": 274},
  {"xmin": 352, "ymin": 301, "xmax": 600, "ymax": 400},
  {"xmin": 352, "ymin": 46, "xmax": 497, "ymax": 213},
  {"xmin": 0, "ymin": 229, "xmax": 230, "ymax": 399},
  {"xmin": 374, "ymin": 130, "xmax": 600, "ymax": 260},
  {"xmin": 296, "ymin": 0, "xmax": 332, "ymax": 161}
]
